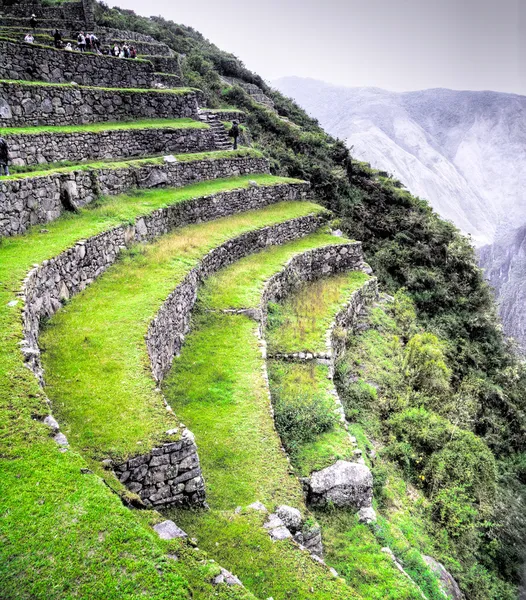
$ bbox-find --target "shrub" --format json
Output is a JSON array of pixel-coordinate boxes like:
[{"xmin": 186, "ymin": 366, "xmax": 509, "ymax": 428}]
[
  {"xmin": 273, "ymin": 390, "xmax": 337, "ymax": 454},
  {"xmin": 404, "ymin": 332, "xmax": 451, "ymax": 396}
]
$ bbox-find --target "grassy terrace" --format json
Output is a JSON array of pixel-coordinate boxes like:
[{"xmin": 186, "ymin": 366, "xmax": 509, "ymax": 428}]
[
  {"xmin": 261, "ymin": 273, "xmax": 428, "ymax": 598},
  {"xmin": 3, "ymin": 148, "xmax": 262, "ymax": 179},
  {"xmin": 2, "ymin": 177, "xmax": 296, "ymax": 599},
  {"xmin": 0, "ymin": 118, "xmax": 208, "ymax": 136},
  {"xmin": 0, "ymin": 78, "xmax": 197, "ymax": 94},
  {"xmin": 40, "ymin": 198, "xmax": 322, "ymax": 463},
  {"xmin": 266, "ymin": 271, "xmax": 369, "ymax": 354},
  {"xmin": 162, "ymin": 233, "xmax": 367, "ymax": 599}
]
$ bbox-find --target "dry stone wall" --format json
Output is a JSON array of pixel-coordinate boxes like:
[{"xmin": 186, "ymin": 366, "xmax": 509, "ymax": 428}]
[
  {"xmin": 20, "ymin": 181, "xmax": 311, "ymax": 507},
  {"xmin": 0, "ymin": 40, "xmax": 169, "ymax": 89},
  {"xmin": 6, "ymin": 125, "xmax": 217, "ymax": 166},
  {"xmin": 0, "ymin": 155, "xmax": 270, "ymax": 237},
  {"xmin": 259, "ymin": 244, "xmax": 369, "ymax": 328},
  {"xmin": 0, "ymin": 81, "xmax": 200, "ymax": 127},
  {"xmin": 148, "ymin": 212, "xmax": 326, "ymax": 381}
]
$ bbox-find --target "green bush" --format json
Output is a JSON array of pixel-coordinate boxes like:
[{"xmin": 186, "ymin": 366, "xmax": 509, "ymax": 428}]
[
  {"xmin": 404, "ymin": 332, "xmax": 451, "ymax": 396},
  {"xmin": 273, "ymin": 390, "xmax": 337, "ymax": 453}
]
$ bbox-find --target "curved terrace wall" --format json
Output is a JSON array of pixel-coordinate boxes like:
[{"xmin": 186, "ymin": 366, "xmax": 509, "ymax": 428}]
[
  {"xmin": 20, "ymin": 181, "xmax": 311, "ymax": 507},
  {"xmin": 0, "ymin": 81, "xmax": 200, "ymax": 127},
  {"xmin": 0, "ymin": 155, "xmax": 270, "ymax": 237},
  {"xmin": 0, "ymin": 40, "xmax": 169, "ymax": 89},
  {"xmin": 6, "ymin": 125, "xmax": 217, "ymax": 167}
]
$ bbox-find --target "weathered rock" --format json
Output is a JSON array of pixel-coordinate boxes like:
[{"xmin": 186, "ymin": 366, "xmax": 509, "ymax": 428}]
[
  {"xmin": 306, "ymin": 460, "xmax": 373, "ymax": 509},
  {"xmin": 247, "ymin": 501, "xmax": 268, "ymax": 512},
  {"xmin": 153, "ymin": 520, "xmax": 188, "ymax": 540},
  {"xmin": 269, "ymin": 526, "xmax": 293, "ymax": 541},
  {"xmin": 212, "ymin": 567, "xmax": 243, "ymax": 586},
  {"xmin": 423, "ymin": 556, "xmax": 465, "ymax": 599},
  {"xmin": 275, "ymin": 505, "xmax": 302, "ymax": 532},
  {"xmin": 294, "ymin": 525, "xmax": 324, "ymax": 557},
  {"xmin": 358, "ymin": 506, "xmax": 377, "ymax": 524}
]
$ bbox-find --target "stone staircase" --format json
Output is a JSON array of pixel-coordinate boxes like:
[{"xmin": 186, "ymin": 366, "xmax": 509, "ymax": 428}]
[{"xmin": 199, "ymin": 109, "xmax": 233, "ymax": 150}]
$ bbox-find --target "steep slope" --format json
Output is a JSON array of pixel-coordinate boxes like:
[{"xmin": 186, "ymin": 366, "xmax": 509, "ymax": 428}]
[
  {"xmin": 1, "ymin": 1, "xmax": 526, "ymax": 598},
  {"xmin": 274, "ymin": 77, "xmax": 526, "ymax": 247}
]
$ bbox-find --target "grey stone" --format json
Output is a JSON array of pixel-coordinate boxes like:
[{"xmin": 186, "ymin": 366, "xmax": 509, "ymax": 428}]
[
  {"xmin": 264, "ymin": 514, "xmax": 285, "ymax": 529},
  {"xmin": 43, "ymin": 415, "xmax": 60, "ymax": 433},
  {"xmin": 423, "ymin": 556, "xmax": 464, "ymax": 599},
  {"xmin": 53, "ymin": 432, "xmax": 69, "ymax": 447},
  {"xmin": 247, "ymin": 501, "xmax": 268, "ymax": 512},
  {"xmin": 153, "ymin": 520, "xmax": 188, "ymax": 540},
  {"xmin": 275, "ymin": 505, "xmax": 302, "ymax": 532},
  {"xmin": 269, "ymin": 526, "xmax": 292, "ymax": 541},
  {"xmin": 306, "ymin": 460, "xmax": 373, "ymax": 509},
  {"xmin": 358, "ymin": 506, "xmax": 377, "ymax": 524}
]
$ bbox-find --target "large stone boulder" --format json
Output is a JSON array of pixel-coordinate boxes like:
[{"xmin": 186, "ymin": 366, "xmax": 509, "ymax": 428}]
[
  {"xmin": 305, "ymin": 460, "xmax": 373, "ymax": 509},
  {"xmin": 423, "ymin": 556, "xmax": 464, "ymax": 599}
]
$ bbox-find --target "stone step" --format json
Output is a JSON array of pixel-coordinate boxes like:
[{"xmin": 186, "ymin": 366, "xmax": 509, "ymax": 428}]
[{"xmin": 0, "ymin": 80, "xmax": 200, "ymax": 128}]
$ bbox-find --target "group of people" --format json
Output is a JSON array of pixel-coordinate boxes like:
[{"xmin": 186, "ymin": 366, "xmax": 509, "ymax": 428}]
[{"xmin": 110, "ymin": 43, "xmax": 138, "ymax": 59}]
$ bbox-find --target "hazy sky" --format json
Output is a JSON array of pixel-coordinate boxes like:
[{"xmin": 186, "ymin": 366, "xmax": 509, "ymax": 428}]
[{"xmin": 117, "ymin": 0, "xmax": 525, "ymax": 95}]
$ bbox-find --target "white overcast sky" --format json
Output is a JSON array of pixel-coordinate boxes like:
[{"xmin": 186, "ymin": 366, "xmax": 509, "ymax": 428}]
[{"xmin": 116, "ymin": 0, "xmax": 525, "ymax": 95}]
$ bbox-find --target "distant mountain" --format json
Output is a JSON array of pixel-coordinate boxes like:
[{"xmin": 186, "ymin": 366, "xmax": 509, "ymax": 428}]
[
  {"xmin": 274, "ymin": 77, "xmax": 526, "ymax": 248},
  {"xmin": 275, "ymin": 77, "xmax": 526, "ymax": 346}
]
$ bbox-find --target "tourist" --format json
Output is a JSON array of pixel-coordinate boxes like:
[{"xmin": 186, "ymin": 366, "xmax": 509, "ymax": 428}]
[
  {"xmin": 64, "ymin": 42, "xmax": 73, "ymax": 51},
  {"xmin": 229, "ymin": 120, "xmax": 240, "ymax": 150},
  {"xmin": 123, "ymin": 43, "xmax": 130, "ymax": 58},
  {"xmin": 24, "ymin": 32, "xmax": 34, "ymax": 44},
  {"xmin": 90, "ymin": 33, "xmax": 101, "ymax": 53},
  {"xmin": 29, "ymin": 13, "xmax": 37, "ymax": 30},
  {"xmin": 0, "ymin": 138, "xmax": 10, "ymax": 177},
  {"xmin": 129, "ymin": 46, "xmax": 137, "ymax": 59},
  {"xmin": 77, "ymin": 31, "xmax": 86, "ymax": 52},
  {"xmin": 53, "ymin": 29, "xmax": 62, "ymax": 49},
  {"xmin": 112, "ymin": 44, "xmax": 120, "ymax": 57}
]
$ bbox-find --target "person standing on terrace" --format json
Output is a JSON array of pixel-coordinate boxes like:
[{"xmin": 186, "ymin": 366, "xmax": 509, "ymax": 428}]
[
  {"xmin": 0, "ymin": 138, "xmax": 10, "ymax": 177},
  {"xmin": 29, "ymin": 14, "xmax": 37, "ymax": 30}
]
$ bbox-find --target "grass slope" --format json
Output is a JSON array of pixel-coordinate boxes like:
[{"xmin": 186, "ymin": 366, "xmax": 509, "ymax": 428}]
[
  {"xmin": 266, "ymin": 271, "xmax": 369, "ymax": 354},
  {"xmin": 0, "ymin": 117, "xmax": 208, "ymax": 136},
  {"xmin": 40, "ymin": 201, "xmax": 324, "ymax": 462},
  {"xmin": 0, "ymin": 176, "xmax": 300, "ymax": 600}
]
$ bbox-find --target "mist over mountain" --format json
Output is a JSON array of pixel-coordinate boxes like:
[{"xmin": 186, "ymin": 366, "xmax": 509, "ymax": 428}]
[
  {"xmin": 275, "ymin": 76, "xmax": 526, "ymax": 346},
  {"xmin": 274, "ymin": 77, "xmax": 526, "ymax": 248}
]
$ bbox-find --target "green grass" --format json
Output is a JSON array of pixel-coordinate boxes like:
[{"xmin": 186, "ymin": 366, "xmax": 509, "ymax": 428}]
[
  {"xmin": 315, "ymin": 510, "xmax": 426, "ymax": 600},
  {"xmin": 0, "ymin": 118, "xmax": 207, "ymax": 136},
  {"xmin": 266, "ymin": 271, "xmax": 369, "ymax": 354},
  {"xmin": 268, "ymin": 360, "xmax": 354, "ymax": 477},
  {"xmin": 172, "ymin": 508, "xmax": 361, "ymax": 600},
  {"xmin": 3, "ymin": 148, "xmax": 264, "ymax": 179},
  {"xmin": 164, "ymin": 311, "xmax": 304, "ymax": 509},
  {"xmin": 0, "ymin": 78, "xmax": 198, "ymax": 94},
  {"xmin": 1, "ymin": 179, "xmax": 291, "ymax": 598},
  {"xmin": 199, "ymin": 231, "xmax": 345, "ymax": 310},
  {"xmin": 40, "ymin": 200, "xmax": 324, "ymax": 463}
]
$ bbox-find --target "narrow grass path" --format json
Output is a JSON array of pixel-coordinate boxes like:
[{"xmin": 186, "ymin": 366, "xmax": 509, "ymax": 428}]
[
  {"xmin": 162, "ymin": 234, "xmax": 369, "ymax": 599},
  {"xmin": 0, "ymin": 117, "xmax": 208, "ymax": 136},
  {"xmin": 4, "ymin": 147, "xmax": 262, "ymax": 179},
  {"xmin": 0, "ymin": 176, "xmax": 295, "ymax": 600},
  {"xmin": 266, "ymin": 271, "xmax": 369, "ymax": 354},
  {"xmin": 40, "ymin": 201, "xmax": 324, "ymax": 462}
]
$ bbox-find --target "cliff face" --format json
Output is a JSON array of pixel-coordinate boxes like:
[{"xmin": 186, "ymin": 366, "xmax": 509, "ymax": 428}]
[
  {"xmin": 274, "ymin": 77, "xmax": 526, "ymax": 248},
  {"xmin": 479, "ymin": 226, "xmax": 526, "ymax": 348}
]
